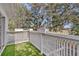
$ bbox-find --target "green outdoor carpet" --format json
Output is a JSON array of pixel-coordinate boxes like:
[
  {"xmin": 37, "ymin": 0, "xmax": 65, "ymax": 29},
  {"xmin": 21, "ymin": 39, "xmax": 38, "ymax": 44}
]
[{"xmin": 1, "ymin": 42, "xmax": 42, "ymax": 56}]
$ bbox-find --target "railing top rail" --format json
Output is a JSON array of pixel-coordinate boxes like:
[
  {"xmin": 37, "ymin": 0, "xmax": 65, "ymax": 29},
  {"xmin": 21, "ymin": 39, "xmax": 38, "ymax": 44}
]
[
  {"xmin": 7, "ymin": 30, "xmax": 79, "ymax": 41},
  {"xmin": 30, "ymin": 31, "xmax": 79, "ymax": 41},
  {"xmin": 7, "ymin": 30, "xmax": 29, "ymax": 33}
]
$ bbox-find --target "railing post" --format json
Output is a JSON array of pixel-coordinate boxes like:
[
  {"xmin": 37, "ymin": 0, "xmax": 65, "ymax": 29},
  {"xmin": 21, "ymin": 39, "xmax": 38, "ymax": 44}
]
[
  {"xmin": 28, "ymin": 31, "xmax": 30, "ymax": 42},
  {"xmin": 66, "ymin": 40, "xmax": 68, "ymax": 56},
  {"xmin": 63, "ymin": 40, "xmax": 66, "ymax": 56},
  {"xmin": 77, "ymin": 43, "xmax": 79, "ymax": 56},
  {"xmin": 70, "ymin": 41, "xmax": 71, "ymax": 56},
  {"xmin": 41, "ymin": 33, "xmax": 43, "ymax": 54}
]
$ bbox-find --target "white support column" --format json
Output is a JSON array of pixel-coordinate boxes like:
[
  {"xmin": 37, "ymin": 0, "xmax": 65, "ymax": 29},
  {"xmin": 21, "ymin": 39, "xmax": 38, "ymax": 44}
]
[
  {"xmin": 0, "ymin": 6, "xmax": 8, "ymax": 55},
  {"xmin": 1, "ymin": 18, "xmax": 3, "ymax": 49},
  {"xmin": 2, "ymin": 17, "xmax": 5, "ymax": 46},
  {"xmin": 0, "ymin": 18, "xmax": 1, "ymax": 51},
  {"xmin": 4, "ymin": 15, "xmax": 8, "ymax": 45},
  {"xmin": 1, "ymin": 16, "xmax": 6, "ymax": 47}
]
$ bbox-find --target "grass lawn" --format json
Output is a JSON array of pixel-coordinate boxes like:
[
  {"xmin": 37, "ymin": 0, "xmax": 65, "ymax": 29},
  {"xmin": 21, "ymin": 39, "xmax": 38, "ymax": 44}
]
[{"xmin": 1, "ymin": 42, "xmax": 43, "ymax": 56}]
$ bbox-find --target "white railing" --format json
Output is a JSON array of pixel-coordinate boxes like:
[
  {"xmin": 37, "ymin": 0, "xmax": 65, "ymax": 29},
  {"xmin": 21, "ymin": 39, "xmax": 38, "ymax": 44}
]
[
  {"xmin": 29, "ymin": 31, "xmax": 79, "ymax": 56},
  {"xmin": 5, "ymin": 31, "xmax": 79, "ymax": 56},
  {"xmin": 7, "ymin": 30, "xmax": 29, "ymax": 45}
]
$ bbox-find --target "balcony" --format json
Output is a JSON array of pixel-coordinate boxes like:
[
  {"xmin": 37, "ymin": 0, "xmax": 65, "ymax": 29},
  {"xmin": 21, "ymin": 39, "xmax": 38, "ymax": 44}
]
[{"xmin": 0, "ymin": 30, "xmax": 79, "ymax": 56}]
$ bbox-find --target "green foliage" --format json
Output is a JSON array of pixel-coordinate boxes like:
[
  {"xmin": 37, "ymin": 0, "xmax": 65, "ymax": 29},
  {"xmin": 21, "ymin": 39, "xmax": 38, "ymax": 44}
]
[
  {"xmin": 71, "ymin": 24, "xmax": 79, "ymax": 35},
  {"xmin": 8, "ymin": 19, "xmax": 15, "ymax": 31},
  {"xmin": 8, "ymin": 4, "xmax": 79, "ymax": 35},
  {"xmin": 15, "ymin": 5, "xmax": 32, "ymax": 29}
]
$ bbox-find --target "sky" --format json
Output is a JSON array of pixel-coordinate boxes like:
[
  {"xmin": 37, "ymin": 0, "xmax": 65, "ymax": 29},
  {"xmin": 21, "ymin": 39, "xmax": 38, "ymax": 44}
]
[
  {"xmin": 64, "ymin": 23, "xmax": 73, "ymax": 28},
  {"xmin": 24, "ymin": 3, "xmax": 32, "ymax": 11}
]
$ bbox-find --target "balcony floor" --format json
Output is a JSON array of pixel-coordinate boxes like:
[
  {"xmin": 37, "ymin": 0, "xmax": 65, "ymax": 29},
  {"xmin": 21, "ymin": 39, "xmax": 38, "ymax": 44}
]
[{"xmin": 1, "ymin": 42, "xmax": 42, "ymax": 56}]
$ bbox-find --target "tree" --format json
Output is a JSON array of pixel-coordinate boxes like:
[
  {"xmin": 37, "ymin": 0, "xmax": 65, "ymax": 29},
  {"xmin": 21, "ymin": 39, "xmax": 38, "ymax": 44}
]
[
  {"xmin": 8, "ymin": 19, "xmax": 15, "ymax": 31},
  {"xmin": 8, "ymin": 3, "xmax": 79, "ymax": 35},
  {"xmin": 15, "ymin": 4, "xmax": 33, "ymax": 29}
]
